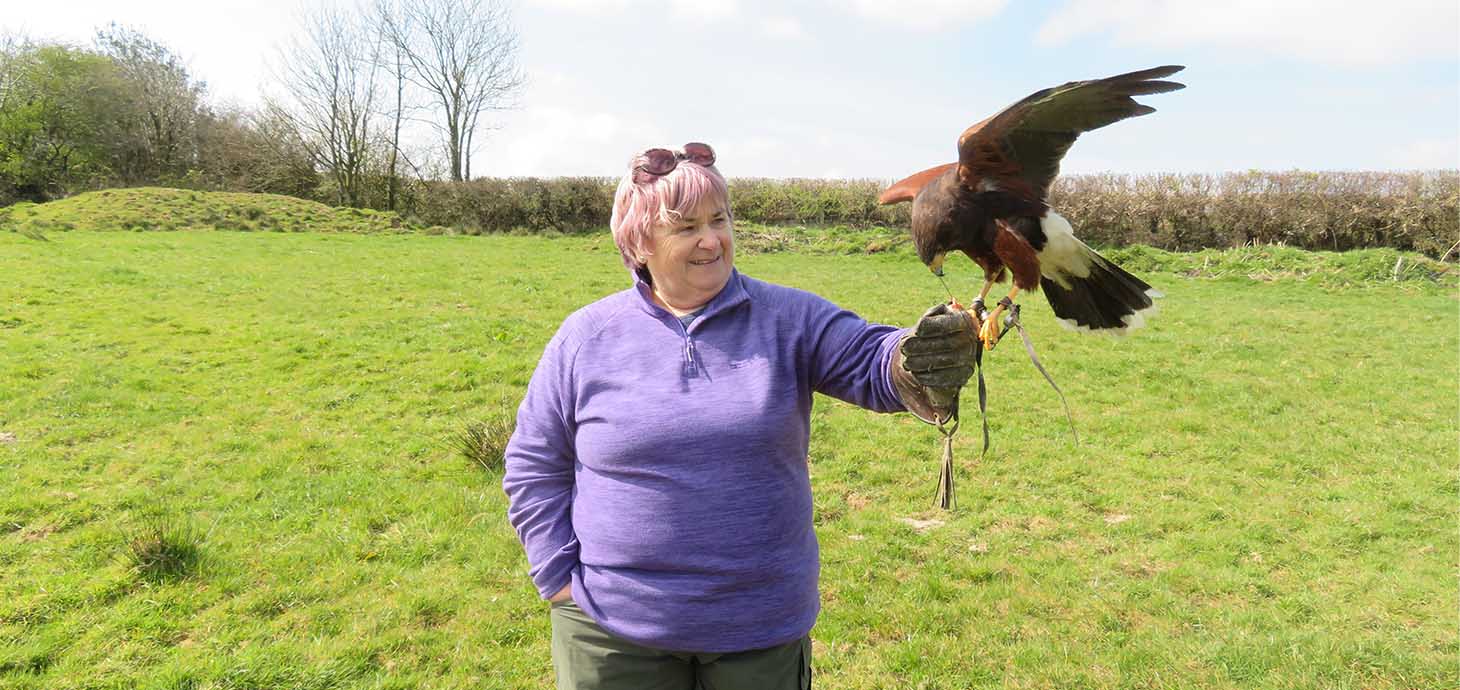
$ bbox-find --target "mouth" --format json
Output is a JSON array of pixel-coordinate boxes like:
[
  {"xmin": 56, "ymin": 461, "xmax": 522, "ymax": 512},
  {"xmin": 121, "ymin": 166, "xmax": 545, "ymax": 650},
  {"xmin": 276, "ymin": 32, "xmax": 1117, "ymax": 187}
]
[{"xmin": 689, "ymin": 256, "xmax": 721, "ymax": 267}]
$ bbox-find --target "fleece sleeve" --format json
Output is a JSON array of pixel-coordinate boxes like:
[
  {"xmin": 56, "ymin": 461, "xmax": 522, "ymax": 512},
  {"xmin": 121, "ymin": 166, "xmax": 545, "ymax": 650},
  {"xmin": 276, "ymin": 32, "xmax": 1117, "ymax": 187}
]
[
  {"xmin": 501, "ymin": 326, "xmax": 581, "ymax": 600},
  {"xmin": 803, "ymin": 294, "xmax": 910, "ymax": 414}
]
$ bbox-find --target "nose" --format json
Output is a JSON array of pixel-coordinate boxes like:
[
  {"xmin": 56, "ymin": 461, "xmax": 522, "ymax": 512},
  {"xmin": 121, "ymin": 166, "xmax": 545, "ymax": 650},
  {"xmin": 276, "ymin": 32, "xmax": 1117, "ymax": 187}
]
[{"xmin": 696, "ymin": 227, "xmax": 719, "ymax": 249}]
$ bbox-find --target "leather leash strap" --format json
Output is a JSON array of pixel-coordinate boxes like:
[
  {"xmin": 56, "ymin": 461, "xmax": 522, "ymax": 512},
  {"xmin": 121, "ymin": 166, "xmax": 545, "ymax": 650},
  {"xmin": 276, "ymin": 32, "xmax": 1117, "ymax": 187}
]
[
  {"xmin": 934, "ymin": 301, "xmax": 1079, "ymax": 511},
  {"xmin": 1003, "ymin": 304, "xmax": 1080, "ymax": 446}
]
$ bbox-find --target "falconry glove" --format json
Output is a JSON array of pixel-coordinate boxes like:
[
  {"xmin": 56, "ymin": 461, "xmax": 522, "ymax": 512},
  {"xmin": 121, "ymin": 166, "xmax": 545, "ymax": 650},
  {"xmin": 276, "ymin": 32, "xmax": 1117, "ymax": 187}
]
[{"xmin": 892, "ymin": 303, "xmax": 978, "ymax": 425}]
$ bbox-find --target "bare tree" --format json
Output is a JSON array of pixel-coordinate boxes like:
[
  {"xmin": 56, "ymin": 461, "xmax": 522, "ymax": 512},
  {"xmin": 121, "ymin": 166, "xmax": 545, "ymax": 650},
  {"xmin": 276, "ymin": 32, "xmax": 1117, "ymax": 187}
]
[
  {"xmin": 270, "ymin": 3, "xmax": 382, "ymax": 207},
  {"xmin": 371, "ymin": 0, "xmax": 412, "ymax": 210},
  {"xmin": 385, "ymin": 37, "xmax": 406, "ymax": 209},
  {"xmin": 378, "ymin": 0, "xmax": 523, "ymax": 182},
  {"xmin": 0, "ymin": 32, "xmax": 25, "ymax": 113}
]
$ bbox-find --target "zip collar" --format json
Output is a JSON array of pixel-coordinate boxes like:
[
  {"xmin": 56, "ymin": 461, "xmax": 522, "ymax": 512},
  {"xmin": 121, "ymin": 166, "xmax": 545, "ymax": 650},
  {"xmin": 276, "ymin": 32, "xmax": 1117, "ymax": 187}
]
[{"xmin": 632, "ymin": 268, "xmax": 751, "ymax": 331}]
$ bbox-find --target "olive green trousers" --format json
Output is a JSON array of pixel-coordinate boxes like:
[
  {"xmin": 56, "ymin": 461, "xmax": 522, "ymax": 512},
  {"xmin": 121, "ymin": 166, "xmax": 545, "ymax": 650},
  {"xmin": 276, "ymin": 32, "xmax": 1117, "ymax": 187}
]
[{"xmin": 549, "ymin": 601, "xmax": 812, "ymax": 690}]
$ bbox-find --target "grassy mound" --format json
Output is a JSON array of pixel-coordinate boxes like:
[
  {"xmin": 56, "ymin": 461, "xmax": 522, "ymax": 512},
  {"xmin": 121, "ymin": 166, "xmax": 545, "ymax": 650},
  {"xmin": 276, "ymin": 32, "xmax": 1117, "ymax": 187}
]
[{"xmin": 0, "ymin": 187, "xmax": 446, "ymax": 235}]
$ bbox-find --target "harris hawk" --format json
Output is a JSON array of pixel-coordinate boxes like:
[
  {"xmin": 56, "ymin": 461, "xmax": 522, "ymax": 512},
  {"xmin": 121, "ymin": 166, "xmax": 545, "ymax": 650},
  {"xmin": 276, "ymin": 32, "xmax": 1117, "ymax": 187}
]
[{"xmin": 880, "ymin": 66, "xmax": 1186, "ymax": 349}]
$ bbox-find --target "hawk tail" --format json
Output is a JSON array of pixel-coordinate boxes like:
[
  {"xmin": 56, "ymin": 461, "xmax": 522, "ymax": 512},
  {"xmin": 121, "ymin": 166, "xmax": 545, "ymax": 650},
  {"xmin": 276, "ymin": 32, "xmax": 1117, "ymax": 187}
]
[{"xmin": 1036, "ymin": 212, "xmax": 1161, "ymax": 333}]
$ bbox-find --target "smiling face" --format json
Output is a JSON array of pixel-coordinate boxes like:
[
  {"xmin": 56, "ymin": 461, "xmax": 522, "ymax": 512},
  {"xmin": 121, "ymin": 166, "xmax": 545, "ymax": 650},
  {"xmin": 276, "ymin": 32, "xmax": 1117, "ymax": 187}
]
[{"xmin": 643, "ymin": 195, "xmax": 734, "ymax": 314}]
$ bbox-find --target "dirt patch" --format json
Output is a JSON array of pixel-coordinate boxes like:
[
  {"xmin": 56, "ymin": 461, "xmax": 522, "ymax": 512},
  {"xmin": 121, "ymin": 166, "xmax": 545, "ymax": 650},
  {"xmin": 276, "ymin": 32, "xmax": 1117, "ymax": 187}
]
[
  {"xmin": 1025, "ymin": 516, "xmax": 1056, "ymax": 532},
  {"xmin": 20, "ymin": 523, "xmax": 58, "ymax": 542},
  {"xmin": 897, "ymin": 516, "xmax": 945, "ymax": 533}
]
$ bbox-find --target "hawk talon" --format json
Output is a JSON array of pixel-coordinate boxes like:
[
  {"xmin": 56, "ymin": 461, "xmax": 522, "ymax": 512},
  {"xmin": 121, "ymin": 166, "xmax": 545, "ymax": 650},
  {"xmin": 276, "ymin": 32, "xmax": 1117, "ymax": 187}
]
[{"xmin": 978, "ymin": 310, "xmax": 1003, "ymax": 350}]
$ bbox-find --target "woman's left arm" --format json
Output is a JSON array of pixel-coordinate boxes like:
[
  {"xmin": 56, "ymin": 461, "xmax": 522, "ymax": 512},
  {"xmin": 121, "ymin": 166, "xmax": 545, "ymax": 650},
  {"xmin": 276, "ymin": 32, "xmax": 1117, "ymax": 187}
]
[
  {"xmin": 805, "ymin": 298, "xmax": 909, "ymax": 413},
  {"xmin": 806, "ymin": 297, "xmax": 975, "ymax": 419}
]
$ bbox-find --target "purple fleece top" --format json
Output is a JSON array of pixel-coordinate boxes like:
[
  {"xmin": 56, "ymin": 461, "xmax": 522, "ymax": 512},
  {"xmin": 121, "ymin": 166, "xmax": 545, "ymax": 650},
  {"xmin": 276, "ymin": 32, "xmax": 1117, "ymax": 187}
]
[{"xmin": 503, "ymin": 269, "xmax": 908, "ymax": 653}]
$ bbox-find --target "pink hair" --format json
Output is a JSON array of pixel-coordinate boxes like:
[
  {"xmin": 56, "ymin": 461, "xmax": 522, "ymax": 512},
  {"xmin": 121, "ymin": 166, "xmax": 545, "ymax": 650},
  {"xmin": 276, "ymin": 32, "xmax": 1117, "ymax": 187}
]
[{"xmin": 610, "ymin": 154, "xmax": 731, "ymax": 272}]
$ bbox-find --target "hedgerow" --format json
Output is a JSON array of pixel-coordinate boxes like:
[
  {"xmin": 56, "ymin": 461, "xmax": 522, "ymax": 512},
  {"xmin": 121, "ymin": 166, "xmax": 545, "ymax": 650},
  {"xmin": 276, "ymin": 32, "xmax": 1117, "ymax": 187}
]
[{"xmin": 403, "ymin": 171, "xmax": 1457, "ymax": 257}]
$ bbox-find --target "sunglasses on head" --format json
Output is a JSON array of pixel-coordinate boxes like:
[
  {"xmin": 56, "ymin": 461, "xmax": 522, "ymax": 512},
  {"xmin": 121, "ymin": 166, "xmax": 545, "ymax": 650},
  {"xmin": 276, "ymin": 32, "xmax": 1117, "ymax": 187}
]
[{"xmin": 632, "ymin": 142, "xmax": 716, "ymax": 184}]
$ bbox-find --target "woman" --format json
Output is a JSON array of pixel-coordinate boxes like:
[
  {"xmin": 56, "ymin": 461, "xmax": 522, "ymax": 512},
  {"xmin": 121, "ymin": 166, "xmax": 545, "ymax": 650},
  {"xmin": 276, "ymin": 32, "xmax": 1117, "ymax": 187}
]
[{"xmin": 503, "ymin": 143, "xmax": 976, "ymax": 689}]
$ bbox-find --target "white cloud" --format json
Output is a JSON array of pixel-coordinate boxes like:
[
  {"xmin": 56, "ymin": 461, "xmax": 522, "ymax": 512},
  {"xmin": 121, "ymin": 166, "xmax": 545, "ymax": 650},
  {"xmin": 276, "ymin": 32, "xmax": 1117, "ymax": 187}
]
[
  {"xmin": 713, "ymin": 134, "xmax": 789, "ymax": 175},
  {"xmin": 531, "ymin": 0, "xmax": 635, "ymax": 13},
  {"xmin": 1037, "ymin": 0, "xmax": 1459, "ymax": 66},
  {"xmin": 671, "ymin": 0, "xmax": 738, "ymax": 22},
  {"xmin": 468, "ymin": 70, "xmax": 666, "ymax": 176},
  {"xmin": 1387, "ymin": 136, "xmax": 1460, "ymax": 169},
  {"xmin": 844, "ymin": 0, "xmax": 1009, "ymax": 30},
  {"xmin": 533, "ymin": 0, "xmax": 737, "ymax": 20},
  {"xmin": 760, "ymin": 15, "xmax": 804, "ymax": 39},
  {"xmin": 474, "ymin": 104, "xmax": 664, "ymax": 177}
]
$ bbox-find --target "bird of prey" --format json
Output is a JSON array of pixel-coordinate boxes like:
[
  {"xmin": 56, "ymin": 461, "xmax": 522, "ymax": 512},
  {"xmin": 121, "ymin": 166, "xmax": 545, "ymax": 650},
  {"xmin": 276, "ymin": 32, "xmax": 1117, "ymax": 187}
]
[{"xmin": 879, "ymin": 65, "xmax": 1185, "ymax": 349}]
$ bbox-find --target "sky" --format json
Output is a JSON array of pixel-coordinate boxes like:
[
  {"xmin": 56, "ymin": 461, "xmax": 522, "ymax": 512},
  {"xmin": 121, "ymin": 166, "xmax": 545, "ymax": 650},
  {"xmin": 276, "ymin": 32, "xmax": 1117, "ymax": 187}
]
[{"xmin": 4, "ymin": 0, "xmax": 1458, "ymax": 179}]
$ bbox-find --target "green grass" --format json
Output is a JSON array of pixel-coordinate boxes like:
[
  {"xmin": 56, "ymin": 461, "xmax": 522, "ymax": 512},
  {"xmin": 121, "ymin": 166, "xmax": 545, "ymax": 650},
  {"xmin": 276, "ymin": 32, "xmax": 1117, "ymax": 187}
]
[
  {"xmin": 1, "ymin": 228, "xmax": 1455, "ymax": 689},
  {"xmin": 0, "ymin": 187, "xmax": 448, "ymax": 236}
]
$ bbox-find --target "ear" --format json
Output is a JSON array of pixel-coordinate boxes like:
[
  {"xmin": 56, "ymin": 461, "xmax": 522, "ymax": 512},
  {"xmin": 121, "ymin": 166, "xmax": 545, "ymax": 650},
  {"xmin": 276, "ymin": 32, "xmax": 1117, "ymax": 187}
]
[{"xmin": 878, "ymin": 163, "xmax": 957, "ymax": 205}]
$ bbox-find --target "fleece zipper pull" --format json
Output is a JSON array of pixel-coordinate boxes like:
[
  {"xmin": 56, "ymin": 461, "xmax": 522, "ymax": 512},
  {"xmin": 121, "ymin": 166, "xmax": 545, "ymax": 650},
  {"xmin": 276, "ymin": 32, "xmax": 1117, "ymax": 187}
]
[
  {"xmin": 671, "ymin": 315, "xmax": 699, "ymax": 378},
  {"xmin": 681, "ymin": 316, "xmax": 700, "ymax": 377}
]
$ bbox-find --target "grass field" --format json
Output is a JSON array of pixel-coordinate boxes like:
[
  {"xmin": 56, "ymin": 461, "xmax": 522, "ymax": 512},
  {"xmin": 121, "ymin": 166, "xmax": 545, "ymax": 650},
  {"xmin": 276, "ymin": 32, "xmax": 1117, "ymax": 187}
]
[{"xmin": 1, "ymin": 228, "xmax": 1456, "ymax": 689}]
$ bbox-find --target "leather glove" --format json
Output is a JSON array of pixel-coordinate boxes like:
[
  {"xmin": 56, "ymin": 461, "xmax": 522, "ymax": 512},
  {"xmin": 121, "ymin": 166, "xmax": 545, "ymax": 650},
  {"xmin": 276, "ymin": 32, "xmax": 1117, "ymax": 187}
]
[{"xmin": 892, "ymin": 303, "xmax": 978, "ymax": 424}]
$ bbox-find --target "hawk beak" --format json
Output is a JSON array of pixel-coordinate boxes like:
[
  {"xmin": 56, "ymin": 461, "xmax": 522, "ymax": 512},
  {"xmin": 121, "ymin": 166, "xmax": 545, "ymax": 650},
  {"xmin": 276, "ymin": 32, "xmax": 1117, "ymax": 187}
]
[{"xmin": 928, "ymin": 252, "xmax": 946, "ymax": 277}]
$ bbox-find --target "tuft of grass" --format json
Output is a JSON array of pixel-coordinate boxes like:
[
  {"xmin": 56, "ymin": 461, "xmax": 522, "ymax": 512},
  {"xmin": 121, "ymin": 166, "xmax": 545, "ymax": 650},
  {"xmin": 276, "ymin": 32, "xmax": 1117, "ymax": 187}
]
[
  {"xmin": 457, "ymin": 417, "xmax": 514, "ymax": 473},
  {"xmin": 121, "ymin": 513, "xmax": 205, "ymax": 583}
]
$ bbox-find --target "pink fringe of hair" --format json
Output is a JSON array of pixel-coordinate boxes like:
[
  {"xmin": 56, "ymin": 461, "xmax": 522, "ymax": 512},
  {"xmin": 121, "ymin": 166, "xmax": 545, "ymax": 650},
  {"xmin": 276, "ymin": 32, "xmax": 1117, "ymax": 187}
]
[{"xmin": 610, "ymin": 157, "xmax": 730, "ymax": 271}]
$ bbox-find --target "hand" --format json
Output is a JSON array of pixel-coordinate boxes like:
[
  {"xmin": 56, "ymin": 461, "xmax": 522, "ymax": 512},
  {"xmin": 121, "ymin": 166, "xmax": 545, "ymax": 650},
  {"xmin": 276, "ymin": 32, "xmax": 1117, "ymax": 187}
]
[
  {"xmin": 548, "ymin": 583, "xmax": 572, "ymax": 604},
  {"xmin": 900, "ymin": 303, "xmax": 978, "ymax": 391}
]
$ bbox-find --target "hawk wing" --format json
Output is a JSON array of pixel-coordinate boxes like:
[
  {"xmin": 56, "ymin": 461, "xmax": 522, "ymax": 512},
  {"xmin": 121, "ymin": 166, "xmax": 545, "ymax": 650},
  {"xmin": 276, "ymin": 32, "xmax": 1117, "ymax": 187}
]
[
  {"xmin": 957, "ymin": 65, "xmax": 1186, "ymax": 203},
  {"xmin": 878, "ymin": 162, "xmax": 956, "ymax": 205}
]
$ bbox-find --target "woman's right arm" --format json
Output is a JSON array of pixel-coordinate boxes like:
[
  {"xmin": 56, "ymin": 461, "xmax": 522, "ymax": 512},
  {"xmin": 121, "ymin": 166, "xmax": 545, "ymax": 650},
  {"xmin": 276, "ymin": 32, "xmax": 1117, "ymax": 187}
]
[{"xmin": 502, "ymin": 328, "xmax": 581, "ymax": 601}]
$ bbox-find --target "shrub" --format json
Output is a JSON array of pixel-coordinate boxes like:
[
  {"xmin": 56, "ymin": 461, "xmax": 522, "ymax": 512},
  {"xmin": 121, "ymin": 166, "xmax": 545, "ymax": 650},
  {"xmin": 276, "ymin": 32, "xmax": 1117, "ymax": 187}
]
[
  {"xmin": 411, "ymin": 177, "xmax": 616, "ymax": 234},
  {"xmin": 1048, "ymin": 170, "xmax": 1459, "ymax": 257}
]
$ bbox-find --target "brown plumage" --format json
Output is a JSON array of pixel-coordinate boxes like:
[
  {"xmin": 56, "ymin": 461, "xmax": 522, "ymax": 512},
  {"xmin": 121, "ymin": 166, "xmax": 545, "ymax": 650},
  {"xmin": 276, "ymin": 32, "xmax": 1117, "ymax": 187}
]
[{"xmin": 880, "ymin": 66, "xmax": 1186, "ymax": 346}]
